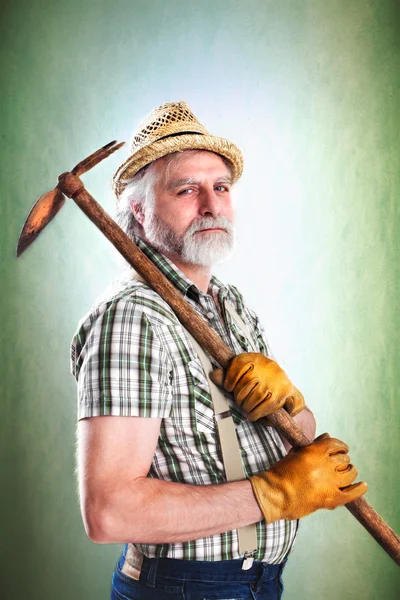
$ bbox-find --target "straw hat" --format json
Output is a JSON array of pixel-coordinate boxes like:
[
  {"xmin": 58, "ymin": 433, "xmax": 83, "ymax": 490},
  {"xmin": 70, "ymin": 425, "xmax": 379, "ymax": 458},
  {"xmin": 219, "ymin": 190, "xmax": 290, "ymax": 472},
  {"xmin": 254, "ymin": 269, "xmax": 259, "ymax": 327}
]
[{"xmin": 113, "ymin": 101, "xmax": 243, "ymax": 198}]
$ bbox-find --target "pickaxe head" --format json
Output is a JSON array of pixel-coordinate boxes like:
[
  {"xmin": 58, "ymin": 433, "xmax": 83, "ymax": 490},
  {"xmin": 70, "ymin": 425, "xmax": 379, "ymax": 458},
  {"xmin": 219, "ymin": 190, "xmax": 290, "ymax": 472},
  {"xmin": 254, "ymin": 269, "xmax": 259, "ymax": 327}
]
[{"xmin": 16, "ymin": 140, "xmax": 125, "ymax": 257}]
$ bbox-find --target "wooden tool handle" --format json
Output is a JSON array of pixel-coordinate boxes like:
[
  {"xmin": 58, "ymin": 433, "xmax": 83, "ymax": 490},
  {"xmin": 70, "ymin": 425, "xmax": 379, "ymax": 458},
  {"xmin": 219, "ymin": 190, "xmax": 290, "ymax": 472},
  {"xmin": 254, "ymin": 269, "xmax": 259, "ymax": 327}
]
[{"xmin": 59, "ymin": 171, "xmax": 400, "ymax": 565}]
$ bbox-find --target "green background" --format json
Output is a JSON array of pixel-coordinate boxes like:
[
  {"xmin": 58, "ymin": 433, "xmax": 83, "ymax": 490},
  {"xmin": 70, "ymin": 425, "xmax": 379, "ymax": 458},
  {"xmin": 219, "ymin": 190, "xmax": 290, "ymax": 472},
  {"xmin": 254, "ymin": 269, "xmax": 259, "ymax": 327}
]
[{"xmin": 1, "ymin": 0, "xmax": 399, "ymax": 598}]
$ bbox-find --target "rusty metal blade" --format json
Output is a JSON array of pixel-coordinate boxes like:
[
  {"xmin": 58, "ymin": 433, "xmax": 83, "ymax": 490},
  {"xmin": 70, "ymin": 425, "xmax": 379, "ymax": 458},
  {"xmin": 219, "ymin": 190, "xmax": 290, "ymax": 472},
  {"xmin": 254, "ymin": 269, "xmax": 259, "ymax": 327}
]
[
  {"xmin": 16, "ymin": 188, "xmax": 66, "ymax": 257},
  {"xmin": 16, "ymin": 140, "xmax": 125, "ymax": 257}
]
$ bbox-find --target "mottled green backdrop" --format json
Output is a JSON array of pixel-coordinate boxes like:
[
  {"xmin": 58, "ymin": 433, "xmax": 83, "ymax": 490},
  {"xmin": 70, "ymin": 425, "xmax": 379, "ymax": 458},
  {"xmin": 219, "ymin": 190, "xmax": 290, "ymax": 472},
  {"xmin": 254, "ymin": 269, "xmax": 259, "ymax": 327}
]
[{"xmin": 1, "ymin": 1, "xmax": 399, "ymax": 598}]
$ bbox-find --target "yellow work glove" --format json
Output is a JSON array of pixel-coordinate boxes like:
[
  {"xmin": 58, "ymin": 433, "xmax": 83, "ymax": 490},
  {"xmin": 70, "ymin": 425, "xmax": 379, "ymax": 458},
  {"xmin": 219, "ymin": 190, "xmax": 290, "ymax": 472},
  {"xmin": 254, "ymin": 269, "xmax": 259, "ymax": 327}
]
[
  {"xmin": 210, "ymin": 353, "xmax": 304, "ymax": 419},
  {"xmin": 249, "ymin": 433, "xmax": 368, "ymax": 523}
]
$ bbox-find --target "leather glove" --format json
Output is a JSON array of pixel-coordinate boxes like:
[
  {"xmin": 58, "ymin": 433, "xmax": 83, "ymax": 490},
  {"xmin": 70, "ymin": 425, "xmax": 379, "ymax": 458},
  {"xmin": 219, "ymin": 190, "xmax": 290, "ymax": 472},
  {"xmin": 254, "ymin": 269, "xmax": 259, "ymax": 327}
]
[
  {"xmin": 210, "ymin": 352, "xmax": 305, "ymax": 419},
  {"xmin": 249, "ymin": 433, "xmax": 368, "ymax": 523}
]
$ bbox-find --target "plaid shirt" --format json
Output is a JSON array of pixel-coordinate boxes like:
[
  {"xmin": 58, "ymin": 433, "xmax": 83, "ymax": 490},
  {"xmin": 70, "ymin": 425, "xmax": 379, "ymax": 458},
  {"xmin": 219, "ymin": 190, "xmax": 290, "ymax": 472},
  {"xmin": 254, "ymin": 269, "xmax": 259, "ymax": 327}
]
[{"xmin": 70, "ymin": 237, "xmax": 298, "ymax": 563}]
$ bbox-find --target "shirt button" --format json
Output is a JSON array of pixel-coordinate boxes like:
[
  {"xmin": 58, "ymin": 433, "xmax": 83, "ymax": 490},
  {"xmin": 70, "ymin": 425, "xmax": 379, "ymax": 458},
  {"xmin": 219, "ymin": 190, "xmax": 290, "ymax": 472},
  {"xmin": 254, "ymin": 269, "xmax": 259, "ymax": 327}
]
[{"xmin": 206, "ymin": 311, "xmax": 214, "ymax": 319}]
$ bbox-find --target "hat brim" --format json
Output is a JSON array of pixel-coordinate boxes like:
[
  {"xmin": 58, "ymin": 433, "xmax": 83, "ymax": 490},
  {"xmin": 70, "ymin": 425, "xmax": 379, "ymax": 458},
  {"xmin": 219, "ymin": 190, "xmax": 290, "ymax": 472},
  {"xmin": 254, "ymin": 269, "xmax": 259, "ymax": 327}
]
[{"xmin": 113, "ymin": 133, "xmax": 243, "ymax": 198}]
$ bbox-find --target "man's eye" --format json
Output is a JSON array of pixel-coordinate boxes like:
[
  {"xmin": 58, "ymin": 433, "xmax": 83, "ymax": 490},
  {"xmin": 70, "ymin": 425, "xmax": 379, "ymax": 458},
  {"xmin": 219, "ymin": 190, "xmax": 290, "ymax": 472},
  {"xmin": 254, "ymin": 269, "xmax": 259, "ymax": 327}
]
[
  {"xmin": 178, "ymin": 188, "xmax": 193, "ymax": 195},
  {"xmin": 215, "ymin": 185, "xmax": 228, "ymax": 192}
]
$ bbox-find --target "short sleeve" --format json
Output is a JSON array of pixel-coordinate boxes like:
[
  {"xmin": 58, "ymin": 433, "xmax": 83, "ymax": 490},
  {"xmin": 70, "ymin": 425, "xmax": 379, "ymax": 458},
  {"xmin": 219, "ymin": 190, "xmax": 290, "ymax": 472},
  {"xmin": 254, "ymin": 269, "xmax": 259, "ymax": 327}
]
[{"xmin": 71, "ymin": 298, "xmax": 173, "ymax": 420}]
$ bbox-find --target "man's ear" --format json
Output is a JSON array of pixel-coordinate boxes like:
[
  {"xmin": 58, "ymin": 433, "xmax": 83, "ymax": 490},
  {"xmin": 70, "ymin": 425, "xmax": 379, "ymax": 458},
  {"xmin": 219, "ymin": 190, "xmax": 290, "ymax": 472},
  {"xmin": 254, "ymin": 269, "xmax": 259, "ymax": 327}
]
[{"xmin": 131, "ymin": 201, "xmax": 145, "ymax": 226}]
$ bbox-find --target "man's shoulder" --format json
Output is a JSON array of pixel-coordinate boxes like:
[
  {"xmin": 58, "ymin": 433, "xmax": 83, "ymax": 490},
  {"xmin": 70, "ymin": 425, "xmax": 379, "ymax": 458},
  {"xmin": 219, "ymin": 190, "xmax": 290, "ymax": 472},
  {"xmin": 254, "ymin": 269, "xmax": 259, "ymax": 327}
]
[
  {"xmin": 70, "ymin": 272, "xmax": 182, "ymax": 378},
  {"xmin": 74, "ymin": 270, "xmax": 180, "ymax": 333},
  {"xmin": 225, "ymin": 281, "xmax": 244, "ymax": 301},
  {"xmin": 222, "ymin": 280, "xmax": 266, "ymax": 337},
  {"xmin": 222, "ymin": 280, "xmax": 254, "ymax": 317}
]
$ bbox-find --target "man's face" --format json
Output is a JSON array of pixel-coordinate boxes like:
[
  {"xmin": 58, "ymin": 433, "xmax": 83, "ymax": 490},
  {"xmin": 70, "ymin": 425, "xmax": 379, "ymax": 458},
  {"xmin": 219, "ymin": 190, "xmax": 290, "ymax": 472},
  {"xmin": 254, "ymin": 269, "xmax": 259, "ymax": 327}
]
[{"xmin": 142, "ymin": 151, "xmax": 236, "ymax": 267}]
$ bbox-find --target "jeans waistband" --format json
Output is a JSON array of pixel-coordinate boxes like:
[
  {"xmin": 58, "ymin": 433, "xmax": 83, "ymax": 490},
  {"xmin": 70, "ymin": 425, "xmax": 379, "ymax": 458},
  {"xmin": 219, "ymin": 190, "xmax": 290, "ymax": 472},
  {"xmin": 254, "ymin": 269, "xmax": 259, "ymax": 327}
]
[{"xmin": 125, "ymin": 550, "xmax": 286, "ymax": 586}]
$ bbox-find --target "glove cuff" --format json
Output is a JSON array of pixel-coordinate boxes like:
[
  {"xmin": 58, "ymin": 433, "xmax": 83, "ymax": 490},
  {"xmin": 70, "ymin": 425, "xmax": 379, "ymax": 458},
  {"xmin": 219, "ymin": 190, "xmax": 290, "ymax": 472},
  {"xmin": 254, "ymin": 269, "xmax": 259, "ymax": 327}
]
[{"xmin": 249, "ymin": 473, "xmax": 285, "ymax": 524}]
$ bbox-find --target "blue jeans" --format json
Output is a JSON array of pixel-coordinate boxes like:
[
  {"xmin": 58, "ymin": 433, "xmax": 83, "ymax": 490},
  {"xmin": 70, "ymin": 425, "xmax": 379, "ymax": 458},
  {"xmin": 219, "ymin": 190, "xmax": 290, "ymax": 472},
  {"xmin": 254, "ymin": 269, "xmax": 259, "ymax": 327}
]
[{"xmin": 111, "ymin": 546, "xmax": 287, "ymax": 599}]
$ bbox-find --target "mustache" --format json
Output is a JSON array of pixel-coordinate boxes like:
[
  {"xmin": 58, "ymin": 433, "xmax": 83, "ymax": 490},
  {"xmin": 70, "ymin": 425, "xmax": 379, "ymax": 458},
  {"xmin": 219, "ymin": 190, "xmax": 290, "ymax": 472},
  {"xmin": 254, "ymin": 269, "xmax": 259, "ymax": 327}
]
[{"xmin": 186, "ymin": 215, "xmax": 234, "ymax": 236}]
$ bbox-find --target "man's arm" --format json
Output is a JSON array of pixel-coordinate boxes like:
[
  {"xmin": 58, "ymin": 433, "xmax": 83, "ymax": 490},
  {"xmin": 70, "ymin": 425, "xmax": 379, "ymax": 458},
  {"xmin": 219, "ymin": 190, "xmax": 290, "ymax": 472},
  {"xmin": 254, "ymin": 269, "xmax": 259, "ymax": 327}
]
[
  {"xmin": 280, "ymin": 406, "xmax": 317, "ymax": 452},
  {"xmin": 78, "ymin": 413, "xmax": 366, "ymax": 545},
  {"xmin": 77, "ymin": 415, "xmax": 263, "ymax": 544}
]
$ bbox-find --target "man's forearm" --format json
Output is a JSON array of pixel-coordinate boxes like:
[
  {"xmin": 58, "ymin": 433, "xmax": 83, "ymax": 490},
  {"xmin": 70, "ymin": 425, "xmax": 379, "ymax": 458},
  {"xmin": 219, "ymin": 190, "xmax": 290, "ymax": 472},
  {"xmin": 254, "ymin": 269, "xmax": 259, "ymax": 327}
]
[
  {"xmin": 280, "ymin": 406, "xmax": 317, "ymax": 452},
  {"xmin": 85, "ymin": 477, "xmax": 263, "ymax": 544}
]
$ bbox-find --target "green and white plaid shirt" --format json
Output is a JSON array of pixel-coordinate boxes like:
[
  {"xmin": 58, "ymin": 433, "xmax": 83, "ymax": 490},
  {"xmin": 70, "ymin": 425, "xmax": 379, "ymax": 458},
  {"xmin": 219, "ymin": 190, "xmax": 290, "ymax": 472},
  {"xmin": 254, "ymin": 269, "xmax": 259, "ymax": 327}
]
[{"xmin": 70, "ymin": 237, "xmax": 298, "ymax": 563}]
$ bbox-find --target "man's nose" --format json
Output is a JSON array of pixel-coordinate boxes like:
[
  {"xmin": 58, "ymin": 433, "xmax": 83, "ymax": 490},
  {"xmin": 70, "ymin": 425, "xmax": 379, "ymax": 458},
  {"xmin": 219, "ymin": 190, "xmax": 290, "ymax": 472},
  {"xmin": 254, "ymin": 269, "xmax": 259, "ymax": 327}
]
[{"xmin": 199, "ymin": 188, "xmax": 220, "ymax": 217}]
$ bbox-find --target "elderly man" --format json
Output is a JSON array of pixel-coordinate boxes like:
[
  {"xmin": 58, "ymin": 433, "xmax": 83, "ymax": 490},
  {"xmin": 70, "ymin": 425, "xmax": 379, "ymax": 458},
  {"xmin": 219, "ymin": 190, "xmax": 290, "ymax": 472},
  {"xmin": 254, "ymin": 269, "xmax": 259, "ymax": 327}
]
[{"xmin": 71, "ymin": 101, "xmax": 367, "ymax": 600}]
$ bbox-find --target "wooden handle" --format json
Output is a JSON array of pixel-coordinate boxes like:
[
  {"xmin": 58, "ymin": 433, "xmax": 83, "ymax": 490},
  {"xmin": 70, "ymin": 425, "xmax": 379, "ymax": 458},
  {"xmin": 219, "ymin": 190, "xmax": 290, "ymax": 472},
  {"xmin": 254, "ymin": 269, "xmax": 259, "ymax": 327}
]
[{"xmin": 59, "ymin": 171, "xmax": 400, "ymax": 566}]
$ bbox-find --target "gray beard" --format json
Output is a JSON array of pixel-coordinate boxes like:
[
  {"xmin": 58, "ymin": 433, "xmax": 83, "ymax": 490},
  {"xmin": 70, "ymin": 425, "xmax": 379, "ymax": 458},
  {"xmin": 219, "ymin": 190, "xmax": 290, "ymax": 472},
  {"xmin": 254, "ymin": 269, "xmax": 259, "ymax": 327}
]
[{"xmin": 143, "ymin": 212, "xmax": 236, "ymax": 267}]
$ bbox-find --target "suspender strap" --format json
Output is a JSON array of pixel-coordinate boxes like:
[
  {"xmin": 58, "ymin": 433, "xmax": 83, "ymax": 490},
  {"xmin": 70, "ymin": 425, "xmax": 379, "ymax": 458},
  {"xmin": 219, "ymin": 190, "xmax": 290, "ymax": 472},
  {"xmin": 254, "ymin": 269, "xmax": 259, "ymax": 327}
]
[
  {"xmin": 129, "ymin": 271, "xmax": 258, "ymax": 557},
  {"xmin": 187, "ymin": 333, "xmax": 258, "ymax": 556},
  {"xmin": 224, "ymin": 300, "xmax": 258, "ymax": 352}
]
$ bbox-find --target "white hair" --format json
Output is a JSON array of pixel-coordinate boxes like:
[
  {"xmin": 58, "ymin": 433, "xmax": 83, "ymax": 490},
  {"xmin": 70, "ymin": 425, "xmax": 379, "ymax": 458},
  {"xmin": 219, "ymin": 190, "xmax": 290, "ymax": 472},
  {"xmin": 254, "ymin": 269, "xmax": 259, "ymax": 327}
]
[
  {"xmin": 115, "ymin": 162, "xmax": 158, "ymax": 239},
  {"xmin": 115, "ymin": 150, "xmax": 233, "ymax": 240}
]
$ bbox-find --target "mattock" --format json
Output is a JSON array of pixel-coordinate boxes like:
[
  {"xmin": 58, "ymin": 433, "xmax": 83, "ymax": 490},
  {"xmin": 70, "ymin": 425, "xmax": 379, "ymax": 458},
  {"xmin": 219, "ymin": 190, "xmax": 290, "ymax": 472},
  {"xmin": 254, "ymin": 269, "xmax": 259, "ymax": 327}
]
[{"xmin": 17, "ymin": 141, "xmax": 400, "ymax": 566}]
